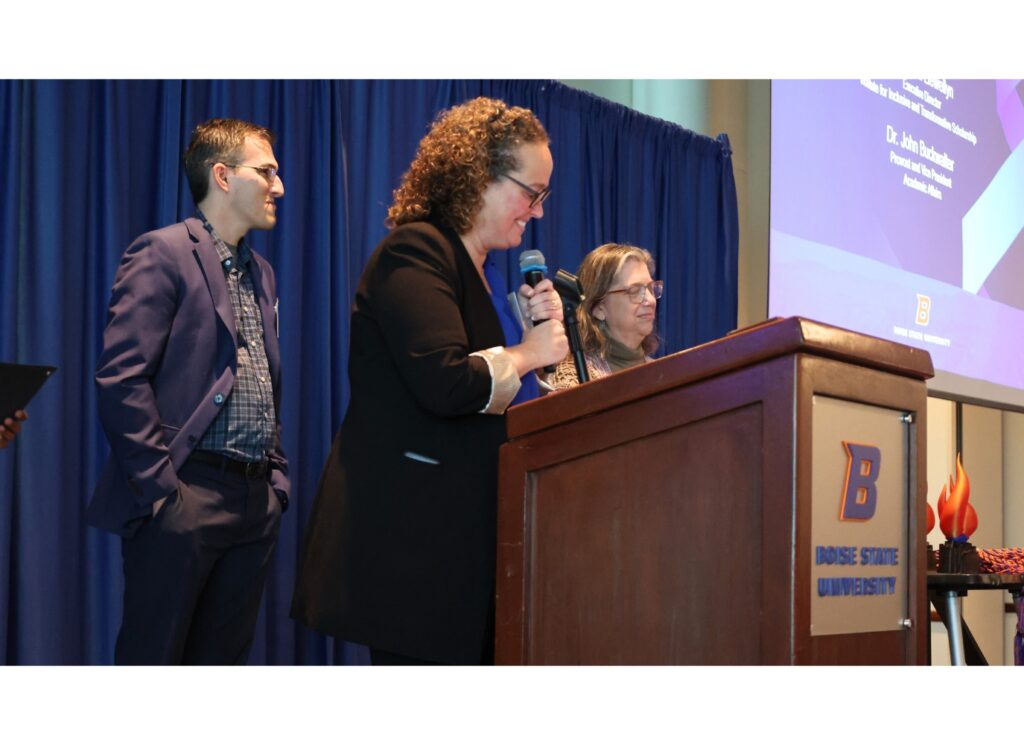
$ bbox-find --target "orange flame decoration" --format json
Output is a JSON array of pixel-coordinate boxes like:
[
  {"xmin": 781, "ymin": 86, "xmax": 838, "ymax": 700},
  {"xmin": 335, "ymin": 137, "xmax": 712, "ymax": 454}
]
[
  {"xmin": 937, "ymin": 454, "xmax": 978, "ymax": 542},
  {"xmin": 926, "ymin": 501, "xmax": 935, "ymax": 534}
]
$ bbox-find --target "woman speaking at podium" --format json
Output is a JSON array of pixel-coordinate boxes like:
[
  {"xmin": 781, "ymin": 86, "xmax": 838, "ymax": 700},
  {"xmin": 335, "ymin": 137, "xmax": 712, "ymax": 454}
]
[
  {"xmin": 550, "ymin": 243, "xmax": 662, "ymax": 389},
  {"xmin": 291, "ymin": 97, "xmax": 567, "ymax": 665}
]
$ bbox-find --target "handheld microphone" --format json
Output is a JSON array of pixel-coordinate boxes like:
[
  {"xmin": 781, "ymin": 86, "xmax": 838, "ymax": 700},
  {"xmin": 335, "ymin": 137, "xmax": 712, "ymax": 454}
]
[
  {"xmin": 518, "ymin": 249, "xmax": 557, "ymax": 374},
  {"xmin": 519, "ymin": 249, "xmax": 547, "ymax": 290}
]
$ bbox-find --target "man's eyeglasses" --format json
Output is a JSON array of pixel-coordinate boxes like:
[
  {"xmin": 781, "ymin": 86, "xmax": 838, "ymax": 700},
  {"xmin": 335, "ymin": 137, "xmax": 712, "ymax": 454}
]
[
  {"xmin": 224, "ymin": 163, "xmax": 279, "ymax": 186},
  {"xmin": 502, "ymin": 173, "xmax": 551, "ymax": 209},
  {"xmin": 602, "ymin": 280, "xmax": 664, "ymax": 304}
]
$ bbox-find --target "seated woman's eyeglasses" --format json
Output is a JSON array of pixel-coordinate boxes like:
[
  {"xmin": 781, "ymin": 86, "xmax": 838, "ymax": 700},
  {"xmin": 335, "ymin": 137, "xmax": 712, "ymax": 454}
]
[{"xmin": 602, "ymin": 280, "xmax": 664, "ymax": 304}]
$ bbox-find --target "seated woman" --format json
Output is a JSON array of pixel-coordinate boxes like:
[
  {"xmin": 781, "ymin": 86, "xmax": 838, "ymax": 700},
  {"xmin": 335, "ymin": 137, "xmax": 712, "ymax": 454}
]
[{"xmin": 550, "ymin": 243, "xmax": 662, "ymax": 389}]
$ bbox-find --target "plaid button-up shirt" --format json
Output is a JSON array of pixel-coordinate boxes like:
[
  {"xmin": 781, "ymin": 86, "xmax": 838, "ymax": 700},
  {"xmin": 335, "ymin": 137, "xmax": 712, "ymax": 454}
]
[{"xmin": 195, "ymin": 211, "xmax": 277, "ymax": 462}]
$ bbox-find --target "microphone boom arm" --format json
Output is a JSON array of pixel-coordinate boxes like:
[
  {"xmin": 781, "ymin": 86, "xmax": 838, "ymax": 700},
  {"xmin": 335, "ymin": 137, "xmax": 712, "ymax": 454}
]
[{"xmin": 553, "ymin": 269, "xmax": 589, "ymax": 385}]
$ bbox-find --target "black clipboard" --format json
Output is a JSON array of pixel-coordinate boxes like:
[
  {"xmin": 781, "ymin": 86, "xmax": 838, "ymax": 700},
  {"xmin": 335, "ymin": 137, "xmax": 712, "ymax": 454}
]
[{"xmin": 0, "ymin": 362, "xmax": 57, "ymax": 419}]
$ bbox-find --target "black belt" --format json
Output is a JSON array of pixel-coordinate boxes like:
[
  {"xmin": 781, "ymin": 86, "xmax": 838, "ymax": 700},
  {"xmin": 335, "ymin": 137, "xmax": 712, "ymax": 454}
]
[{"xmin": 188, "ymin": 450, "xmax": 269, "ymax": 479}]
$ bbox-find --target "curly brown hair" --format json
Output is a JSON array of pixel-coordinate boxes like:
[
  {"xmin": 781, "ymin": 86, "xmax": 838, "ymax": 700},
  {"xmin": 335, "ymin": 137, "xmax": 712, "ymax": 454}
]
[
  {"xmin": 577, "ymin": 243, "xmax": 660, "ymax": 357},
  {"xmin": 388, "ymin": 97, "xmax": 549, "ymax": 233}
]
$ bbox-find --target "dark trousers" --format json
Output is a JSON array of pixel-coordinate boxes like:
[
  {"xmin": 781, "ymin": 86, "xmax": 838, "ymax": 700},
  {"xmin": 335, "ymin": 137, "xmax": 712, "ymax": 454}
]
[
  {"xmin": 369, "ymin": 604, "xmax": 495, "ymax": 666},
  {"xmin": 370, "ymin": 648, "xmax": 446, "ymax": 666},
  {"xmin": 115, "ymin": 458, "xmax": 282, "ymax": 665},
  {"xmin": 368, "ymin": 644, "xmax": 491, "ymax": 666}
]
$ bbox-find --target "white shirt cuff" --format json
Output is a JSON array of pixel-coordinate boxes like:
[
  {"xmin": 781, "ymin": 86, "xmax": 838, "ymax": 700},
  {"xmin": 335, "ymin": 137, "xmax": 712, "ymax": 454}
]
[{"xmin": 470, "ymin": 346, "xmax": 521, "ymax": 414}]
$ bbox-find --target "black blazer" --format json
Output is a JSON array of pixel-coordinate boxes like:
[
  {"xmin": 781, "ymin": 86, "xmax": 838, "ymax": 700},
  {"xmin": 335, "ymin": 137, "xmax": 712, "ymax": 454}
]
[{"xmin": 291, "ymin": 221, "xmax": 510, "ymax": 663}]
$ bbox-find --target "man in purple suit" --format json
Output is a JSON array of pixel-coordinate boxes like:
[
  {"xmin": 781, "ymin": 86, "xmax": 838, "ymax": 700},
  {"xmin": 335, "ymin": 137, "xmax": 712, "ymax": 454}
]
[{"xmin": 90, "ymin": 118, "xmax": 289, "ymax": 664}]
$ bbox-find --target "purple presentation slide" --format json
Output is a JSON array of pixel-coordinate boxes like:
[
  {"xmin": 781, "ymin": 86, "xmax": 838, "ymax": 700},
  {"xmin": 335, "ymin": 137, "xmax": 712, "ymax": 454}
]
[{"xmin": 770, "ymin": 80, "xmax": 1024, "ymax": 399}]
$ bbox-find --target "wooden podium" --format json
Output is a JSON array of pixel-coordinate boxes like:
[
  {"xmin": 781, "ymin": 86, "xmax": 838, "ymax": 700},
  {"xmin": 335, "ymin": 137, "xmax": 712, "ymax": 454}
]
[{"xmin": 495, "ymin": 317, "xmax": 934, "ymax": 664}]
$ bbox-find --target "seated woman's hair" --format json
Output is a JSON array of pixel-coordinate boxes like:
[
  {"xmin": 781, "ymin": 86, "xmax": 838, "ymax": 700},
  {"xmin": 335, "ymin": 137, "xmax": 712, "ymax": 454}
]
[
  {"xmin": 388, "ymin": 97, "xmax": 548, "ymax": 233},
  {"xmin": 577, "ymin": 243, "xmax": 660, "ymax": 356}
]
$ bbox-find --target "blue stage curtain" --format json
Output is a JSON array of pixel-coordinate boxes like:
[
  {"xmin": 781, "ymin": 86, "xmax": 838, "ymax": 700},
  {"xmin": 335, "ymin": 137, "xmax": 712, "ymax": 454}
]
[{"xmin": 0, "ymin": 80, "xmax": 737, "ymax": 664}]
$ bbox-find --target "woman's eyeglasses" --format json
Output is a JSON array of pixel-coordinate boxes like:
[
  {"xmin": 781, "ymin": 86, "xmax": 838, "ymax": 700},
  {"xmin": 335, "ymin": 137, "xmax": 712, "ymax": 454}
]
[
  {"xmin": 602, "ymin": 280, "xmax": 664, "ymax": 304},
  {"xmin": 502, "ymin": 173, "xmax": 551, "ymax": 208}
]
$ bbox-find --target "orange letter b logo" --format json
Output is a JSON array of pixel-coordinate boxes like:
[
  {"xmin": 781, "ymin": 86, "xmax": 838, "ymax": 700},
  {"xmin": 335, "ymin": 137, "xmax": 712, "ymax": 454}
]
[
  {"xmin": 916, "ymin": 294, "xmax": 931, "ymax": 326},
  {"xmin": 840, "ymin": 442, "xmax": 881, "ymax": 521}
]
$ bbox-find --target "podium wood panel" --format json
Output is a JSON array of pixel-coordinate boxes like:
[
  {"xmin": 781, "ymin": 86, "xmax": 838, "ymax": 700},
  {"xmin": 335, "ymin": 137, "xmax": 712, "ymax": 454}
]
[
  {"xmin": 496, "ymin": 318, "xmax": 931, "ymax": 665},
  {"xmin": 525, "ymin": 403, "xmax": 764, "ymax": 664}
]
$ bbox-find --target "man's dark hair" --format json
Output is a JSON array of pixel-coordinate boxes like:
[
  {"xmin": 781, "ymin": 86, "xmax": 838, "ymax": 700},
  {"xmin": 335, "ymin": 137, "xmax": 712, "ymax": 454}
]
[{"xmin": 183, "ymin": 118, "xmax": 276, "ymax": 204}]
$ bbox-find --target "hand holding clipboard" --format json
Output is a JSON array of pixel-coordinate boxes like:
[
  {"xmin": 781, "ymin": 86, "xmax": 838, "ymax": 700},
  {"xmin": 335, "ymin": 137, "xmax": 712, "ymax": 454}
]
[
  {"xmin": 1, "ymin": 409, "xmax": 28, "ymax": 449},
  {"xmin": 0, "ymin": 361, "xmax": 57, "ymax": 449}
]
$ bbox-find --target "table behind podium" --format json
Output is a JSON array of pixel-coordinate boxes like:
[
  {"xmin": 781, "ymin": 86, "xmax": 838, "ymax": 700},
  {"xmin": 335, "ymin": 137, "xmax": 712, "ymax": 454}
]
[{"xmin": 496, "ymin": 317, "xmax": 933, "ymax": 664}]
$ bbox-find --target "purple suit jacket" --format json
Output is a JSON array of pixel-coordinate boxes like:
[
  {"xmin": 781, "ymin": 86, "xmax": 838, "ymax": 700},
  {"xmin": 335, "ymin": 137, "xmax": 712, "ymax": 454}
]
[{"xmin": 88, "ymin": 217, "xmax": 289, "ymax": 537}]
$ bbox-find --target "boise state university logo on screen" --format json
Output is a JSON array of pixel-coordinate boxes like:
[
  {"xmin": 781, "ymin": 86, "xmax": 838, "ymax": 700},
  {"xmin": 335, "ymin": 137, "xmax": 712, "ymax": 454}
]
[
  {"xmin": 915, "ymin": 294, "xmax": 931, "ymax": 326},
  {"xmin": 839, "ymin": 441, "xmax": 881, "ymax": 521}
]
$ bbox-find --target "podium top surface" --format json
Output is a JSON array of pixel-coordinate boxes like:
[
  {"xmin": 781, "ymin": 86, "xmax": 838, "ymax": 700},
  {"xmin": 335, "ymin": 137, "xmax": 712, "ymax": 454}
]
[{"xmin": 507, "ymin": 316, "xmax": 934, "ymax": 439}]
